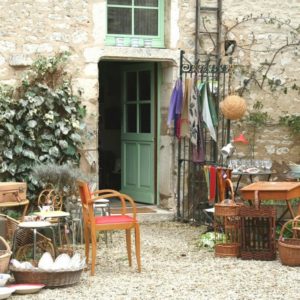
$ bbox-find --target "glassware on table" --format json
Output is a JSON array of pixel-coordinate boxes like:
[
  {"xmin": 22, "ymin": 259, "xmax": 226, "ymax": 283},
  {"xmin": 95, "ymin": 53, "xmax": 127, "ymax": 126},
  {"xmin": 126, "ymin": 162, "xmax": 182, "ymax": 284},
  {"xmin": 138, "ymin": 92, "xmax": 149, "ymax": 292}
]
[
  {"xmin": 264, "ymin": 159, "xmax": 272, "ymax": 170},
  {"xmin": 254, "ymin": 159, "xmax": 263, "ymax": 170},
  {"xmin": 231, "ymin": 159, "xmax": 239, "ymax": 172}
]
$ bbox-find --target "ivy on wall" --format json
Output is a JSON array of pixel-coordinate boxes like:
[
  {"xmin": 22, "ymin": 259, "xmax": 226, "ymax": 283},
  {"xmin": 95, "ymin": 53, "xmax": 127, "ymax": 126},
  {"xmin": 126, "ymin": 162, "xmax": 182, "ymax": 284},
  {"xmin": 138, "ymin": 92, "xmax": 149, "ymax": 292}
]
[{"xmin": 0, "ymin": 52, "xmax": 86, "ymax": 199}]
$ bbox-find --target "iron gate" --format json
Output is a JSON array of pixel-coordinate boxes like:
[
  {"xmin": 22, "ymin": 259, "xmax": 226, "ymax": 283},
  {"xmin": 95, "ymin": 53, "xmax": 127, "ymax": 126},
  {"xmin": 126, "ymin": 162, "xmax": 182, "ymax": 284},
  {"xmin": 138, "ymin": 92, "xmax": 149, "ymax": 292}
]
[{"xmin": 176, "ymin": 50, "xmax": 230, "ymax": 224}]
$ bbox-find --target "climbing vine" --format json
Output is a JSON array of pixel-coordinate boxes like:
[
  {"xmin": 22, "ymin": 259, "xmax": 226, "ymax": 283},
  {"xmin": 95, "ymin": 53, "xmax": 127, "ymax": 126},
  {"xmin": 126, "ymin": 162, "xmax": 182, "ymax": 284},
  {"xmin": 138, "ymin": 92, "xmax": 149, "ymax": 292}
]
[{"xmin": 0, "ymin": 52, "xmax": 86, "ymax": 199}]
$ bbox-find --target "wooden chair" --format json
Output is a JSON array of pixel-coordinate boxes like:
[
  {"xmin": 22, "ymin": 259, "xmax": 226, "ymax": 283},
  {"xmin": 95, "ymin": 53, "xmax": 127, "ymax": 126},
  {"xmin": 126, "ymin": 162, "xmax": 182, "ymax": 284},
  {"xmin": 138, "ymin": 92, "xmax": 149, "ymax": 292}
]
[{"xmin": 77, "ymin": 180, "xmax": 141, "ymax": 275}]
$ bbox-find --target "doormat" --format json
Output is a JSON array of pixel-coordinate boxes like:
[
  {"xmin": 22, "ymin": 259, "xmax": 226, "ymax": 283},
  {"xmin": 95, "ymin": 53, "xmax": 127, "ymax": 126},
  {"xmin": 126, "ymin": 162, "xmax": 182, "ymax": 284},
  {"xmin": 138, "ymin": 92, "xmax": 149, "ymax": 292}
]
[{"xmin": 110, "ymin": 207, "xmax": 156, "ymax": 214}]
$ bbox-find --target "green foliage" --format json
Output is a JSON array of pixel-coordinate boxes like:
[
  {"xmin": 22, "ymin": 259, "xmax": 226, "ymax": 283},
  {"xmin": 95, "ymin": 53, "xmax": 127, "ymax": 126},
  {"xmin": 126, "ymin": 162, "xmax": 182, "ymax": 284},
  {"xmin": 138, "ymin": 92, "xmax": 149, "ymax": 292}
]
[
  {"xmin": 276, "ymin": 222, "xmax": 293, "ymax": 239},
  {"xmin": 279, "ymin": 114, "xmax": 300, "ymax": 134},
  {"xmin": 245, "ymin": 101, "xmax": 272, "ymax": 126},
  {"xmin": 197, "ymin": 232, "xmax": 216, "ymax": 250},
  {"xmin": 0, "ymin": 52, "xmax": 86, "ymax": 200}
]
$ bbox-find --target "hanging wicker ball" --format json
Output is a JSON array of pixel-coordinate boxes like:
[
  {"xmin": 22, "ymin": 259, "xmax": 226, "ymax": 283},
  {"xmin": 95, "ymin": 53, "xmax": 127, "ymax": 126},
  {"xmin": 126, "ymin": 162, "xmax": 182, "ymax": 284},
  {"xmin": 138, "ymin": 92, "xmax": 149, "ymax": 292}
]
[{"xmin": 219, "ymin": 95, "xmax": 247, "ymax": 120}]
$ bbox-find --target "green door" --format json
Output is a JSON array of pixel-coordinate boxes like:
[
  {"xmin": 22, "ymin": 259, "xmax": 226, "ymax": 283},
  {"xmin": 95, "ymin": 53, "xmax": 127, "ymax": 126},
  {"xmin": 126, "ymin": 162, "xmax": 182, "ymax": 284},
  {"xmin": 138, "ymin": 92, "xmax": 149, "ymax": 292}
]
[{"xmin": 121, "ymin": 64, "xmax": 155, "ymax": 204}]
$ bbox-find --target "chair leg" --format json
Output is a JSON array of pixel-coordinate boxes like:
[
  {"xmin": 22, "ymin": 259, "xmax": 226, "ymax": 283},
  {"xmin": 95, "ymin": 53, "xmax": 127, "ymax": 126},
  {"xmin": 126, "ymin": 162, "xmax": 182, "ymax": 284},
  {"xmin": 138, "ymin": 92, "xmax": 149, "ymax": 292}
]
[
  {"xmin": 134, "ymin": 223, "xmax": 141, "ymax": 272},
  {"xmin": 84, "ymin": 225, "xmax": 90, "ymax": 265},
  {"xmin": 125, "ymin": 229, "xmax": 132, "ymax": 267},
  {"xmin": 91, "ymin": 230, "xmax": 97, "ymax": 276}
]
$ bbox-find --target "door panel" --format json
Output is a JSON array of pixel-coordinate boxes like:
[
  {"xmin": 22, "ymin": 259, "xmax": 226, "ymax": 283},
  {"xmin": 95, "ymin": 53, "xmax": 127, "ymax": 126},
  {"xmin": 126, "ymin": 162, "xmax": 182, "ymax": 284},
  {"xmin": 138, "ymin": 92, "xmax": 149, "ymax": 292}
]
[{"xmin": 121, "ymin": 63, "xmax": 155, "ymax": 204}]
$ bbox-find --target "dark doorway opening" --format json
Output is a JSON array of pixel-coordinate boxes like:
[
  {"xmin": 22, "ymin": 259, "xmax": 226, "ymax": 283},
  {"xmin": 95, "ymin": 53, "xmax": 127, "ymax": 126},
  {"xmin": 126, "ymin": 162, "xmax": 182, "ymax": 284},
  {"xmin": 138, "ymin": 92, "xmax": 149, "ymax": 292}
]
[{"xmin": 98, "ymin": 61, "xmax": 122, "ymax": 190}]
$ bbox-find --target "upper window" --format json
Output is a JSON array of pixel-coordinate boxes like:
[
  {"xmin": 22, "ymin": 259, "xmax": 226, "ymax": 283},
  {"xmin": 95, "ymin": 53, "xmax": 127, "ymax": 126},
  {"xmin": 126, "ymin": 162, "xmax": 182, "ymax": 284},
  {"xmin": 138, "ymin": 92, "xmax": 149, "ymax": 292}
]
[{"xmin": 105, "ymin": 0, "xmax": 164, "ymax": 48}]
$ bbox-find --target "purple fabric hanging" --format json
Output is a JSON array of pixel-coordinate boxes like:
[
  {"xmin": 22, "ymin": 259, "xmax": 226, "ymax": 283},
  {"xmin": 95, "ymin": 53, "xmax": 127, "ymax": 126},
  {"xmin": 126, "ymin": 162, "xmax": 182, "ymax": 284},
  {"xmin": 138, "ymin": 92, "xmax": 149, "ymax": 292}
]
[{"xmin": 167, "ymin": 79, "xmax": 183, "ymax": 135}]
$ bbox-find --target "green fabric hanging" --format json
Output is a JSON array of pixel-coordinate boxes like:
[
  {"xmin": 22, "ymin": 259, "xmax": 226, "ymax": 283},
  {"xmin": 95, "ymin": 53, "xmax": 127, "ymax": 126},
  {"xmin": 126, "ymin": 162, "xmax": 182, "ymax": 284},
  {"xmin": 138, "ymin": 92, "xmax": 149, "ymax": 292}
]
[{"xmin": 207, "ymin": 84, "xmax": 218, "ymax": 127}]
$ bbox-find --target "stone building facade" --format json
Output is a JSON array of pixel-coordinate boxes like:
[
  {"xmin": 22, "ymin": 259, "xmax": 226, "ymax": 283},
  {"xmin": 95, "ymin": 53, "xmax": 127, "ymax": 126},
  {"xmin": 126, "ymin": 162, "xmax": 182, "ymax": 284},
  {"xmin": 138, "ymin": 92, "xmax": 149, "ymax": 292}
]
[{"xmin": 0, "ymin": 0, "xmax": 299, "ymax": 210}]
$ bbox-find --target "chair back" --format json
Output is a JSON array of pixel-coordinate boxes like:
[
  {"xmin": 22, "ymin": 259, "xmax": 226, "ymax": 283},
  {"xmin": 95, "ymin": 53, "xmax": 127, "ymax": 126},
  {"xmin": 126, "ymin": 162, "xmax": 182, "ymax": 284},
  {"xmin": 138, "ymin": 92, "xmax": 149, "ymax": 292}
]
[
  {"xmin": 77, "ymin": 180, "xmax": 95, "ymax": 226},
  {"xmin": 38, "ymin": 189, "xmax": 63, "ymax": 211}
]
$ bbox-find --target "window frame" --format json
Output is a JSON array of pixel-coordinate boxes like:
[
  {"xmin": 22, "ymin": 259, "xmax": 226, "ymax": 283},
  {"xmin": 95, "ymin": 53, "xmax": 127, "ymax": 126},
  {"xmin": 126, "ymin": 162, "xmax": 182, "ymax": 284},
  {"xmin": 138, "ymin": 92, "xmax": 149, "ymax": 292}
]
[{"xmin": 105, "ymin": 0, "xmax": 164, "ymax": 48}]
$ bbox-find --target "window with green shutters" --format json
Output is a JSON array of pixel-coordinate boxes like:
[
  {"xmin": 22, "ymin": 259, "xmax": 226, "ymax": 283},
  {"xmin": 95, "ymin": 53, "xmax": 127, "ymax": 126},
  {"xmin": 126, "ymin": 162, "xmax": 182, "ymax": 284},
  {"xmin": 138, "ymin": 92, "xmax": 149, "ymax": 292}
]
[{"xmin": 105, "ymin": 0, "xmax": 164, "ymax": 48}]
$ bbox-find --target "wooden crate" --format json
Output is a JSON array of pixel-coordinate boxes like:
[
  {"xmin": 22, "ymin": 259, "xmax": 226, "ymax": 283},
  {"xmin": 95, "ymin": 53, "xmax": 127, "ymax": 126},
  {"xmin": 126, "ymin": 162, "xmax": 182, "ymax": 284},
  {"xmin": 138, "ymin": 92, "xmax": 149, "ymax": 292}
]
[{"xmin": 240, "ymin": 206, "xmax": 276, "ymax": 260}]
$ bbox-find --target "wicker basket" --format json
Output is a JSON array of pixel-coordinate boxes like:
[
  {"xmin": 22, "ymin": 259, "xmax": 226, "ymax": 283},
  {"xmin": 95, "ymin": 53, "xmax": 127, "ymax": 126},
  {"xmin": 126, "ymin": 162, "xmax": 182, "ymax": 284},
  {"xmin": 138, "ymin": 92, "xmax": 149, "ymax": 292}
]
[
  {"xmin": 0, "ymin": 236, "xmax": 12, "ymax": 273},
  {"xmin": 278, "ymin": 216, "xmax": 300, "ymax": 266},
  {"xmin": 10, "ymin": 266, "xmax": 84, "ymax": 287},
  {"xmin": 215, "ymin": 243, "xmax": 240, "ymax": 257},
  {"xmin": 214, "ymin": 179, "xmax": 241, "ymax": 257},
  {"xmin": 215, "ymin": 179, "xmax": 241, "ymax": 217}
]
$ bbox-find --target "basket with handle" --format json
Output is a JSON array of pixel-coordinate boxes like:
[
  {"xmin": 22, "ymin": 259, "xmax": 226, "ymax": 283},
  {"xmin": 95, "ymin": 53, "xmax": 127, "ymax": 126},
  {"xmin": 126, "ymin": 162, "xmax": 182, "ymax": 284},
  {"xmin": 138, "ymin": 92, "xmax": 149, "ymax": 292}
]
[
  {"xmin": 215, "ymin": 179, "xmax": 241, "ymax": 217},
  {"xmin": 278, "ymin": 215, "xmax": 300, "ymax": 266},
  {"xmin": 0, "ymin": 236, "xmax": 12, "ymax": 273},
  {"xmin": 214, "ymin": 179, "xmax": 242, "ymax": 257}
]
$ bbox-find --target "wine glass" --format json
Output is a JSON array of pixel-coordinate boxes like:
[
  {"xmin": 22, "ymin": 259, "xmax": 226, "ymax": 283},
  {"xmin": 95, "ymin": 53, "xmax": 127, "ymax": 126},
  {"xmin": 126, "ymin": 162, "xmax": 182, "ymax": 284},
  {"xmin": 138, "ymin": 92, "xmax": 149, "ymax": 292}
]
[{"xmin": 264, "ymin": 159, "xmax": 272, "ymax": 170}]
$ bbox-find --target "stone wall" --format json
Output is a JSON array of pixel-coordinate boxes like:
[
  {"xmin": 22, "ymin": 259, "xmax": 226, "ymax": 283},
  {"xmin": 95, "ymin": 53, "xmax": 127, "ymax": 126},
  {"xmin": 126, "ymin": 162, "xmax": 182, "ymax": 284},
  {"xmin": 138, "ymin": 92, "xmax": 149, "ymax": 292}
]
[{"xmin": 177, "ymin": 0, "xmax": 300, "ymax": 176}]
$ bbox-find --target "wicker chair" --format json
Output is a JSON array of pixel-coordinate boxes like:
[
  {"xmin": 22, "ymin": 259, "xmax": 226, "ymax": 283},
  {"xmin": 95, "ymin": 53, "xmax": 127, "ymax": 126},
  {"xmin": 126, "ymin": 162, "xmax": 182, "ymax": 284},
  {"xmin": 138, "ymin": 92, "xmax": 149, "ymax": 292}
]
[{"xmin": 0, "ymin": 214, "xmax": 55, "ymax": 261}]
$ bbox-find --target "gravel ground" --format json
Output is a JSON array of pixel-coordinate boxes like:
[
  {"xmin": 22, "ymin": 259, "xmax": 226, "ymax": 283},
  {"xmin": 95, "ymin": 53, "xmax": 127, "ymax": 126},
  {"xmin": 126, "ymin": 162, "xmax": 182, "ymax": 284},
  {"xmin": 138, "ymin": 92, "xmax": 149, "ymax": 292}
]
[{"xmin": 10, "ymin": 221, "xmax": 300, "ymax": 300}]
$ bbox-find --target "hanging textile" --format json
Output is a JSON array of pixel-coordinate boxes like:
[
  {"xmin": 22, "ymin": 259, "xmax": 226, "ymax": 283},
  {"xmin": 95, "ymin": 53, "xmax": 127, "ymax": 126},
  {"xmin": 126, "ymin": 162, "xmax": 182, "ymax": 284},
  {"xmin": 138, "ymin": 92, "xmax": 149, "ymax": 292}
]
[
  {"xmin": 203, "ymin": 165, "xmax": 210, "ymax": 201},
  {"xmin": 203, "ymin": 165, "xmax": 217, "ymax": 204},
  {"xmin": 192, "ymin": 109, "xmax": 205, "ymax": 163},
  {"xmin": 179, "ymin": 78, "xmax": 192, "ymax": 138},
  {"xmin": 199, "ymin": 82, "xmax": 217, "ymax": 141},
  {"xmin": 167, "ymin": 79, "xmax": 183, "ymax": 138},
  {"xmin": 207, "ymin": 84, "xmax": 218, "ymax": 127},
  {"xmin": 209, "ymin": 165, "xmax": 217, "ymax": 204},
  {"xmin": 189, "ymin": 85, "xmax": 199, "ymax": 146}
]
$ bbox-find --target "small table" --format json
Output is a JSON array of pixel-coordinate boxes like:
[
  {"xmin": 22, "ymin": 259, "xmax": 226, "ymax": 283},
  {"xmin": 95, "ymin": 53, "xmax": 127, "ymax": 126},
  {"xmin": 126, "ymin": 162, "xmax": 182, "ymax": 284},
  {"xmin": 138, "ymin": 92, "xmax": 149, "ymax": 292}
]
[
  {"xmin": 240, "ymin": 181, "xmax": 300, "ymax": 222},
  {"xmin": 232, "ymin": 170, "xmax": 273, "ymax": 194},
  {"xmin": 15, "ymin": 221, "xmax": 55, "ymax": 260},
  {"xmin": 34, "ymin": 211, "xmax": 70, "ymax": 246}
]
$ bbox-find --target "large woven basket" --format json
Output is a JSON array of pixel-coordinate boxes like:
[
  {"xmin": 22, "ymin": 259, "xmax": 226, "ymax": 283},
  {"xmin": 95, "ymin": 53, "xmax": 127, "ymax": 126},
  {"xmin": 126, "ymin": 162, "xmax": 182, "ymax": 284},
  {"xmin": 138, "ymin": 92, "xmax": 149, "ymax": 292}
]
[
  {"xmin": 278, "ymin": 216, "xmax": 300, "ymax": 266},
  {"xmin": 10, "ymin": 266, "xmax": 84, "ymax": 287},
  {"xmin": 0, "ymin": 236, "xmax": 12, "ymax": 273}
]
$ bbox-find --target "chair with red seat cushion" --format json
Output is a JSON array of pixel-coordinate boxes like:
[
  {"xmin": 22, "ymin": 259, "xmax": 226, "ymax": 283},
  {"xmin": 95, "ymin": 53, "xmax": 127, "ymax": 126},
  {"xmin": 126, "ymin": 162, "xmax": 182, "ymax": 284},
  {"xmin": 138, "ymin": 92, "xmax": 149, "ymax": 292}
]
[{"xmin": 77, "ymin": 180, "xmax": 141, "ymax": 275}]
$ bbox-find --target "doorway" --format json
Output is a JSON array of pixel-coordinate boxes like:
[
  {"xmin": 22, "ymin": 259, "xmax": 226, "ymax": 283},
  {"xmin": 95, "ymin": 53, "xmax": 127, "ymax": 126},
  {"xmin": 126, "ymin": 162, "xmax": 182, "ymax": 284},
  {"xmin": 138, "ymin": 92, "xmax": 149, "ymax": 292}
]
[{"xmin": 98, "ymin": 61, "xmax": 158, "ymax": 205}]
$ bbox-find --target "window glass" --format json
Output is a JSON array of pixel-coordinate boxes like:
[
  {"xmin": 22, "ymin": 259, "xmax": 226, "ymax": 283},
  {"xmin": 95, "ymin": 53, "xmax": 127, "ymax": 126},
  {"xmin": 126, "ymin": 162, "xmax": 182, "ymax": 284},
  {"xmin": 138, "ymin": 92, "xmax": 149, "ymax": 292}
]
[
  {"xmin": 108, "ymin": 0, "xmax": 131, "ymax": 5},
  {"xmin": 107, "ymin": 8, "xmax": 131, "ymax": 34},
  {"xmin": 134, "ymin": 9, "xmax": 158, "ymax": 36},
  {"xmin": 139, "ymin": 71, "xmax": 151, "ymax": 100},
  {"xmin": 126, "ymin": 72, "xmax": 137, "ymax": 102},
  {"xmin": 140, "ymin": 104, "xmax": 151, "ymax": 133},
  {"xmin": 106, "ymin": 0, "xmax": 163, "ymax": 47},
  {"xmin": 135, "ymin": 0, "xmax": 158, "ymax": 7},
  {"xmin": 127, "ymin": 104, "xmax": 137, "ymax": 133}
]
